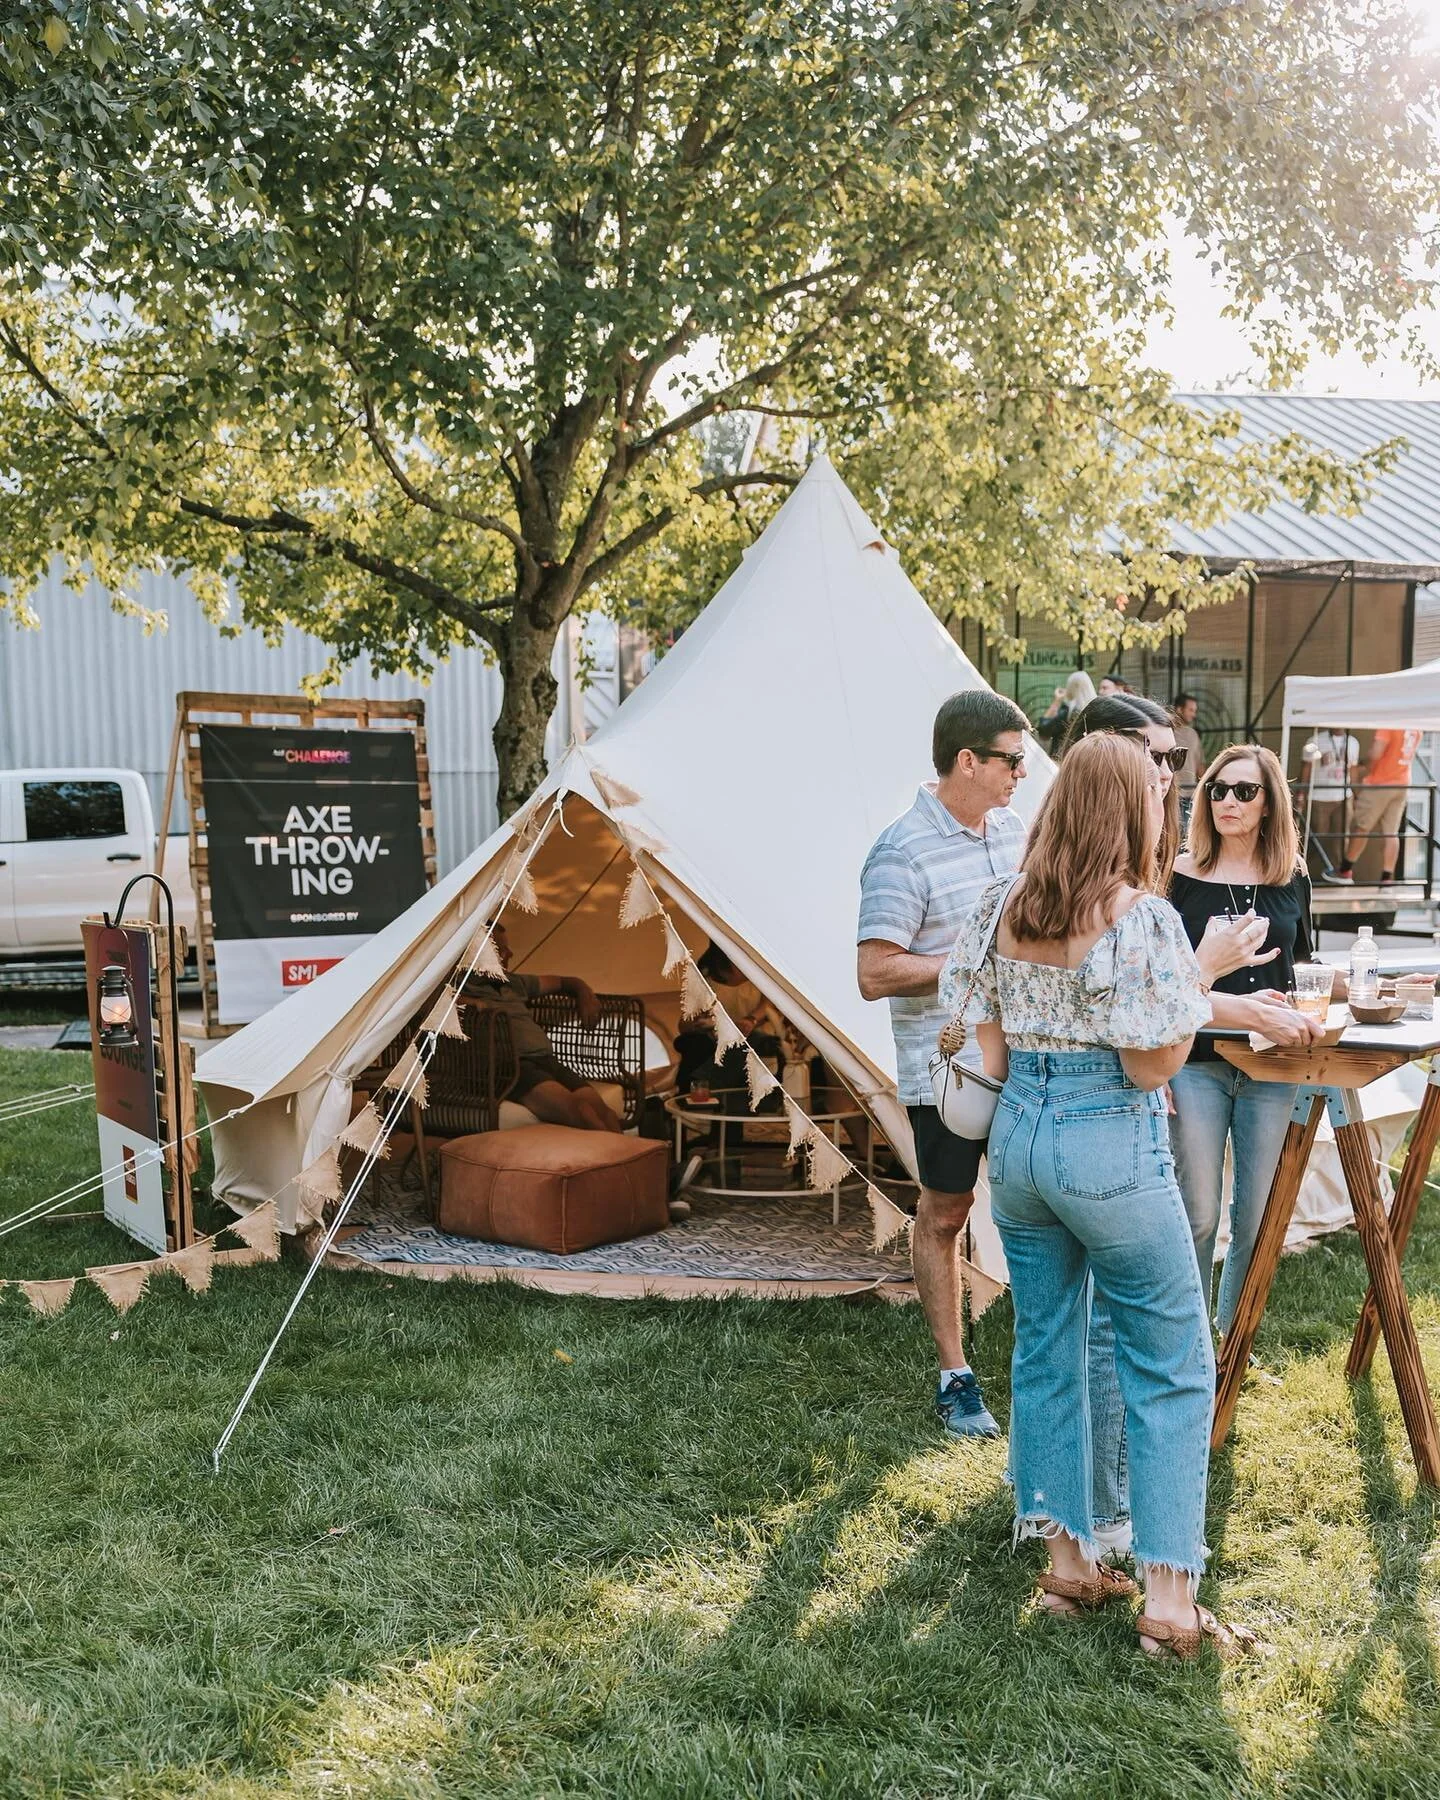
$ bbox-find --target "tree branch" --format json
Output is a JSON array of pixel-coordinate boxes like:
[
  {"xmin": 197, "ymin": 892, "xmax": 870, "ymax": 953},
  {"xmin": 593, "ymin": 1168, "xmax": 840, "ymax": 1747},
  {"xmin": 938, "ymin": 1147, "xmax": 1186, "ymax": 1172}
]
[
  {"xmin": 359, "ymin": 396, "xmax": 536, "ymax": 569},
  {"xmin": 177, "ymin": 497, "xmax": 511, "ymax": 645},
  {"xmin": 578, "ymin": 470, "xmax": 799, "ymax": 595}
]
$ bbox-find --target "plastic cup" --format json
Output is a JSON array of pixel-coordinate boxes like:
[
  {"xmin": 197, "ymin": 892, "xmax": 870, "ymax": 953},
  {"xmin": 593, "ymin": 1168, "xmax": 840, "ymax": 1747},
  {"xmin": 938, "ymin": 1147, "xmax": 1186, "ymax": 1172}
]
[{"xmin": 1290, "ymin": 962, "xmax": 1334, "ymax": 1022}]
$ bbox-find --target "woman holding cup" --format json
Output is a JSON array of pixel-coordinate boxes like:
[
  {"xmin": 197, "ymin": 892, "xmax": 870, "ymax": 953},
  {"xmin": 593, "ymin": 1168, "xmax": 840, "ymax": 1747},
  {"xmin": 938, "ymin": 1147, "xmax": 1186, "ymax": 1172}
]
[{"xmin": 1168, "ymin": 746, "xmax": 1329, "ymax": 1328}]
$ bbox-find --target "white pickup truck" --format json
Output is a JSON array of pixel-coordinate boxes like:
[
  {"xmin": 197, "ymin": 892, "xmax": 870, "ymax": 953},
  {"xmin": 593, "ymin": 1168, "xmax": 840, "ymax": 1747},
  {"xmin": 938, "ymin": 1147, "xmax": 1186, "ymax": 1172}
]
[{"xmin": 0, "ymin": 768, "xmax": 197, "ymax": 967}]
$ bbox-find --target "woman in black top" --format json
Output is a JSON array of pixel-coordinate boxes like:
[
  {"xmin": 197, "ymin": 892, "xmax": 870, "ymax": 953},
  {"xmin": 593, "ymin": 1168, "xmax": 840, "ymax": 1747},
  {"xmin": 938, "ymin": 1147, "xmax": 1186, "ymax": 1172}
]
[{"xmin": 1168, "ymin": 746, "xmax": 1328, "ymax": 1328}]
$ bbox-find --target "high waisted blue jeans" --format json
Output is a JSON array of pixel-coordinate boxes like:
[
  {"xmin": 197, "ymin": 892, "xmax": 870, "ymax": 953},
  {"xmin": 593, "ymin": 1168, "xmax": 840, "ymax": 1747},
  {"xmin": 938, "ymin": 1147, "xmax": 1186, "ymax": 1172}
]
[
  {"xmin": 988, "ymin": 1050, "xmax": 1214, "ymax": 1578},
  {"xmin": 1168, "ymin": 1060, "xmax": 1300, "ymax": 1333}
]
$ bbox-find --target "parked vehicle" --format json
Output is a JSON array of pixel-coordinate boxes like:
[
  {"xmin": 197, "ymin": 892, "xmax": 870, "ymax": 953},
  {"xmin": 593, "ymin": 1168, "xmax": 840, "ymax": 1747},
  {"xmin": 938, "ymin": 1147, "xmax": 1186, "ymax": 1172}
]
[{"xmin": 0, "ymin": 769, "xmax": 197, "ymax": 966}]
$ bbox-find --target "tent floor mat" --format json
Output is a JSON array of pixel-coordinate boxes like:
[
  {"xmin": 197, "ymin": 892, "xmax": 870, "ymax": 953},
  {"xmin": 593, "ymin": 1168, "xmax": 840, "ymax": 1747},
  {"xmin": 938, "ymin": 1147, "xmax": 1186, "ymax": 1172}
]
[{"xmin": 326, "ymin": 1167, "xmax": 915, "ymax": 1301}]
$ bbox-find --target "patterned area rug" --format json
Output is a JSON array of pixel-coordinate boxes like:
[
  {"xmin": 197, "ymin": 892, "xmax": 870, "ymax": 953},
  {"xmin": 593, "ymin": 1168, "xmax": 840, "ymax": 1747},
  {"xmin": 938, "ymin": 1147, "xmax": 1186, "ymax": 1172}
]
[{"xmin": 339, "ymin": 1166, "xmax": 913, "ymax": 1283}]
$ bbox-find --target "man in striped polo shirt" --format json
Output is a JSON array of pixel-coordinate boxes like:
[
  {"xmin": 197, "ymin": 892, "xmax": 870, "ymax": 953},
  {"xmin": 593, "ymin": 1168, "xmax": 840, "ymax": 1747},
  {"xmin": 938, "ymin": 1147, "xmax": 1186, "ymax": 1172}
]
[{"xmin": 858, "ymin": 690, "xmax": 1029, "ymax": 1438}]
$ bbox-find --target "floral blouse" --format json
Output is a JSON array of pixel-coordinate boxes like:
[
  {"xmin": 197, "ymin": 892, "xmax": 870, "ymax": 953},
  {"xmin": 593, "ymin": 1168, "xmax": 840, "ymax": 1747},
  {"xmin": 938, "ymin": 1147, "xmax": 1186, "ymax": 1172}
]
[{"xmin": 940, "ymin": 878, "xmax": 1212, "ymax": 1052}]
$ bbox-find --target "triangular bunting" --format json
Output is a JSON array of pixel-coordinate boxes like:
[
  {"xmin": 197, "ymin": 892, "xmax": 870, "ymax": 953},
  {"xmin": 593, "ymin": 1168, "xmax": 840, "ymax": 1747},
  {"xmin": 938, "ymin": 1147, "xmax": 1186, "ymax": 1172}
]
[
  {"xmin": 959, "ymin": 1255, "xmax": 1006, "ymax": 1321},
  {"xmin": 805, "ymin": 1130, "xmax": 852, "ymax": 1193},
  {"xmin": 420, "ymin": 987, "xmax": 467, "ymax": 1039},
  {"xmin": 868, "ymin": 1186, "xmax": 913, "ymax": 1252},
  {"xmin": 229, "ymin": 1201, "xmax": 280, "ymax": 1261},
  {"xmin": 712, "ymin": 1007, "xmax": 748, "ymax": 1063},
  {"xmin": 591, "ymin": 768, "xmax": 643, "ymax": 810},
  {"xmin": 166, "ymin": 1240, "xmax": 215, "ymax": 1294},
  {"xmin": 745, "ymin": 1048, "xmax": 780, "ymax": 1111},
  {"xmin": 661, "ymin": 920, "xmax": 691, "ymax": 979},
  {"xmin": 211, "ymin": 1245, "xmax": 267, "ymax": 1269},
  {"xmin": 296, "ymin": 1146, "xmax": 344, "ymax": 1204},
  {"xmin": 20, "ymin": 1277, "xmax": 75, "ymax": 1317},
  {"xmin": 784, "ymin": 1096, "xmax": 814, "ymax": 1161},
  {"xmin": 503, "ymin": 853, "xmax": 539, "ymax": 914},
  {"xmin": 465, "ymin": 928, "xmax": 506, "ymax": 981},
  {"xmin": 679, "ymin": 961, "xmax": 715, "ymax": 1023},
  {"xmin": 380, "ymin": 1043, "xmax": 429, "ymax": 1108},
  {"xmin": 619, "ymin": 866, "xmax": 662, "ymax": 929},
  {"xmin": 88, "ymin": 1263, "xmax": 150, "ymax": 1314},
  {"xmin": 622, "ymin": 825, "xmax": 667, "ymax": 858},
  {"xmin": 339, "ymin": 1101, "xmax": 389, "ymax": 1160}
]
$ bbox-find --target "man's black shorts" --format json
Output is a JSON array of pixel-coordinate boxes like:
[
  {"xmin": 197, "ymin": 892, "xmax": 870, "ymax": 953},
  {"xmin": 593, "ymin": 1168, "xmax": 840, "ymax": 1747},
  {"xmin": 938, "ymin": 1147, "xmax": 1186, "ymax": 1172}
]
[
  {"xmin": 906, "ymin": 1103, "xmax": 985, "ymax": 1195},
  {"xmin": 511, "ymin": 1052, "xmax": 587, "ymax": 1100}
]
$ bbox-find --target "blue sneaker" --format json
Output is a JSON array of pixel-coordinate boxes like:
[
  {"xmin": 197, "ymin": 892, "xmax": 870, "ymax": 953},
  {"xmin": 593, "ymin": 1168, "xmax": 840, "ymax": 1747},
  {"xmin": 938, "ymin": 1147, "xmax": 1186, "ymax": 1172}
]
[{"xmin": 935, "ymin": 1370, "xmax": 1000, "ymax": 1440}]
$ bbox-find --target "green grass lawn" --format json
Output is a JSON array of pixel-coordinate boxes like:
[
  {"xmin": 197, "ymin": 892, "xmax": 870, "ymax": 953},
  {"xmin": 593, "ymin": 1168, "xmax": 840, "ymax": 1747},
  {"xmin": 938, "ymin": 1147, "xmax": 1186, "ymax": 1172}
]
[{"xmin": 2, "ymin": 1044, "xmax": 1439, "ymax": 1799}]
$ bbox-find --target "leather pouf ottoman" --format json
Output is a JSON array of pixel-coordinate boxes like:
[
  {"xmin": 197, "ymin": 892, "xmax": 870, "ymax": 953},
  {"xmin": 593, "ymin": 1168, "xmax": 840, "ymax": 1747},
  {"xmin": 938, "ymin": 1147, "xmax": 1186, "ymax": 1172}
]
[{"xmin": 438, "ymin": 1125, "xmax": 669, "ymax": 1253}]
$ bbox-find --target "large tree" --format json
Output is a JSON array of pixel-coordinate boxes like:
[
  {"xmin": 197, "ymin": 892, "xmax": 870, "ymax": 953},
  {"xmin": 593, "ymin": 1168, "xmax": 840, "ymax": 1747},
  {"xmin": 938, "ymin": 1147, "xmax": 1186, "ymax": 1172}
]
[{"xmin": 2, "ymin": 2, "xmax": 1435, "ymax": 807}]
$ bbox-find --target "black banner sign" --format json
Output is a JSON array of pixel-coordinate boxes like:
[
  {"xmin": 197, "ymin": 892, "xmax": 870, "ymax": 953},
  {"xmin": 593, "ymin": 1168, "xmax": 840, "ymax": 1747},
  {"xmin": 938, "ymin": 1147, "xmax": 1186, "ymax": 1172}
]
[{"xmin": 198, "ymin": 724, "xmax": 428, "ymax": 1021}]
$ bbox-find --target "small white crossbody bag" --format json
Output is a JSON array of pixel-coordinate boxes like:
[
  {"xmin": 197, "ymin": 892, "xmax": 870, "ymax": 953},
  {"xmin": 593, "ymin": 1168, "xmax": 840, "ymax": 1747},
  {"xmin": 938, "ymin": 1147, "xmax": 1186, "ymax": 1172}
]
[{"xmin": 928, "ymin": 875, "xmax": 1021, "ymax": 1141}]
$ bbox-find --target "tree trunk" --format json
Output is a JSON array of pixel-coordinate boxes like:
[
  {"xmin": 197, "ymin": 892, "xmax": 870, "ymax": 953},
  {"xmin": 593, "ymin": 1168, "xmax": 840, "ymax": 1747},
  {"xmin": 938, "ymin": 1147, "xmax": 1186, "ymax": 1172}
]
[{"xmin": 493, "ymin": 615, "xmax": 560, "ymax": 818}]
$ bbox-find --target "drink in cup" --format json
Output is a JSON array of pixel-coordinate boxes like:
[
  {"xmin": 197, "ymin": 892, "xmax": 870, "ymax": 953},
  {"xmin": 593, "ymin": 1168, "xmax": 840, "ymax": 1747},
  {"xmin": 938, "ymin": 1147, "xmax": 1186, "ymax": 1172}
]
[{"xmin": 1289, "ymin": 962, "xmax": 1334, "ymax": 1023}]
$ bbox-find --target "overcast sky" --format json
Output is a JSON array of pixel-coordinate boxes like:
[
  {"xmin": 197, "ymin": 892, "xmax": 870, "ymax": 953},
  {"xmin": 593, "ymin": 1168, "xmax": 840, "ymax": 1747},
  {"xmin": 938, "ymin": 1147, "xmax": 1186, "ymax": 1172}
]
[{"xmin": 1149, "ymin": 1, "xmax": 1440, "ymax": 398}]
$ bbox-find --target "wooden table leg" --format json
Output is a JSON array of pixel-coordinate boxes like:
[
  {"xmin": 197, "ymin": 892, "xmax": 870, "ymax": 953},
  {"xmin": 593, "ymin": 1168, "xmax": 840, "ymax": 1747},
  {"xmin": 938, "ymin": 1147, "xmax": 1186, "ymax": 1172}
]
[
  {"xmin": 1331, "ymin": 1087, "xmax": 1440, "ymax": 1488},
  {"xmin": 1212, "ymin": 1091, "xmax": 1325, "ymax": 1450},
  {"xmin": 1347, "ymin": 1066, "xmax": 1440, "ymax": 1381}
]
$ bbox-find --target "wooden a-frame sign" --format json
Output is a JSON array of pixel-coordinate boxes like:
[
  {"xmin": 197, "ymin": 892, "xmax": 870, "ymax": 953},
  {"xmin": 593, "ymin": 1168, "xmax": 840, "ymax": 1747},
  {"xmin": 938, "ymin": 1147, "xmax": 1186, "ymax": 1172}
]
[{"xmin": 154, "ymin": 691, "xmax": 437, "ymax": 1037}]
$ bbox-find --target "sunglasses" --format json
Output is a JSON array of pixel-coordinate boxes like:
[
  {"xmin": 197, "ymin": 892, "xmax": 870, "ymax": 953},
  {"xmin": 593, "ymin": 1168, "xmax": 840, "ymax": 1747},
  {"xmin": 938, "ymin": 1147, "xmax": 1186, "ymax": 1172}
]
[
  {"xmin": 971, "ymin": 749, "xmax": 1026, "ymax": 774},
  {"xmin": 1206, "ymin": 779, "xmax": 1263, "ymax": 803},
  {"xmin": 1149, "ymin": 746, "xmax": 1191, "ymax": 773}
]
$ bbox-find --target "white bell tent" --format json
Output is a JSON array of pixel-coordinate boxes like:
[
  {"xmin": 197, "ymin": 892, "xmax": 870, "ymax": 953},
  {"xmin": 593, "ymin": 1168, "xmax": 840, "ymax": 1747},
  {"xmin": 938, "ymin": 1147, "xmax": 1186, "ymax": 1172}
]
[{"xmin": 195, "ymin": 457, "xmax": 1055, "ymax": 1250}]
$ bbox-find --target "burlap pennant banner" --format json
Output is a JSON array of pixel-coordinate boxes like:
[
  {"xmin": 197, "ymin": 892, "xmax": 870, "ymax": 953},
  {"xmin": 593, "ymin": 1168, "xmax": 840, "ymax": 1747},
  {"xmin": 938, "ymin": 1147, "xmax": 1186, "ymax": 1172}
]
[
  {"xmin": 379, "ymin": 1043, "xmax": 429, "ymax": 1109},
  {"xmin": 420, "ymin": 987, "xmax": 467, "ymax": 1039},
  {"xmin": 804, "ymin": 1130, "xmax": 851, "ymax": 1193},
  {"xmin": 868, "ymin": 1185, "xmax": 913, "ymax": 1252},
  {"xmin": 960, "ymin": 1255, "xmax": 1006, "ymax": 1321},
  {"xmin": 711, "ymin": 1005, "xmax": 749, "ymax": 1063},
  {"xmin": 165, "ymin": 1239, "xmax": 215, "ymax": 1294},
  {"xmin": 744, "ymin": 1048, "xmax": 780, "ymax": 1111},
  {"xmin": 661, "ymin": 919, "xmax": 690, "ymax": 979},
  {"xmin": 228, "ymin": 1201, "xmax": 280, "ymax": 1261},
  {"xmin": 502, "ymin": 852, "xmax": 539, "ymax": 914},
  {"xmin": 679, "ymin": 961, "xmax": 715, "ymax": 1023},
  {"xmin": 619, "ymin": 866, "xmax": 662, "ymax": 929},
  {"xmin": 88, "ymin": 1263, "xmax": 150, "ymax": 1314},
  {"xmin": 296, "ymin": 1146, "xmax": 344, "ymax": 1209},
  {"xmin": 783, "ymin": 1095, "xmax": 812, "ymax": 1160},
  {"xmin": 465, "ymin": 928, "xmax": 506, "ymax": 980},
  {"xmin": 20, "ymin": 1277, "xmax": 76, "ymax": 1317},
  {"xmin": 590, "ymin": 768, "xmax": 643, "ymax": 811},
  {"xmin": 339, "ymin": 1100, "xmax": 389, "ymax": 1159}
]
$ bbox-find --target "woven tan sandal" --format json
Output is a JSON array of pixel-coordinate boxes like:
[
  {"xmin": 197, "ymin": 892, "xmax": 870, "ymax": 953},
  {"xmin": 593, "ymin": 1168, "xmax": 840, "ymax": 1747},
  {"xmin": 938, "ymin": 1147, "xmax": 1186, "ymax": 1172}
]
[
  {"xmin": 1037, "ymin": 1565, "xmax": 1140, "ymax": 1614},
  {"xmin": 1136, "ymin": 1604, "xmax": 1260, "ymax": 1661}
]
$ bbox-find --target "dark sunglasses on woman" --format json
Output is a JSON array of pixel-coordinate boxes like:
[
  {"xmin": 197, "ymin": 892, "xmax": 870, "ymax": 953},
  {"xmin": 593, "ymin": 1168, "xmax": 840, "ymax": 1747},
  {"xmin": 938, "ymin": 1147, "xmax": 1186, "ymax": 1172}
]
[
  {"xmin": 1206, "ymin": 778, "xmax": 1262, "ymax": 803},
  {"xmin": 1148, "ymin": 746, "xmax": 1191, "ymax": 773}
]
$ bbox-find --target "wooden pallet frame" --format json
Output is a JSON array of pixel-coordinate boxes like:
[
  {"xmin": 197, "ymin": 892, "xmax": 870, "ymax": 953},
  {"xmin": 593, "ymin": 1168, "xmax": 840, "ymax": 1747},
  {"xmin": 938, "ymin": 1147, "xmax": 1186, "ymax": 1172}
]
[{"xmin": 154, "ymin": 691, "xmax": 436, "ymax": 1037}]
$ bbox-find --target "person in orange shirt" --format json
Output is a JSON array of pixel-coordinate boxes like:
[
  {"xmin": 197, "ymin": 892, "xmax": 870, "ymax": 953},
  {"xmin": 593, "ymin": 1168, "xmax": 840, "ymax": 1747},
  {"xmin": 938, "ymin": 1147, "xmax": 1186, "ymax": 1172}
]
[{"xmin": 1331, "ymin": 728, "xmax": 1423, "ymax": 884}]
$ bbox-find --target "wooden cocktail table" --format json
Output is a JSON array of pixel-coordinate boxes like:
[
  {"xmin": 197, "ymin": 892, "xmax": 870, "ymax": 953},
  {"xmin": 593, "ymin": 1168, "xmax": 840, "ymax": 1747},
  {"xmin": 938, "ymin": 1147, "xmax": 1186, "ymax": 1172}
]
[{"xmin": 1208, "ymin": 1010, "xmax": 1440, "ymax": 1485}]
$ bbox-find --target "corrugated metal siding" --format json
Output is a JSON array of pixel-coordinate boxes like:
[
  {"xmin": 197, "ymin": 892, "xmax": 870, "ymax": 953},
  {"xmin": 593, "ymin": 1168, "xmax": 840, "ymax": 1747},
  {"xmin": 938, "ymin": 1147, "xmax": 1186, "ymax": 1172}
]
[
  {"xmin": 0, "ymin": 564, "xmax": 505, "ymax": 871},
  {"xmin": 1169, "ymin": 394, "xmax": 1440, "ymax": 574}
]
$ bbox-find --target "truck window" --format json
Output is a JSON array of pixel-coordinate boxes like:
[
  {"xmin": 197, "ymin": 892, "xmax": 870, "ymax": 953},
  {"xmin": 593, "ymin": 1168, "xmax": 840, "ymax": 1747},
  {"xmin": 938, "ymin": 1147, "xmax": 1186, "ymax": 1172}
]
[{"xmin": 23, "ymin": 780, "xmax": 128, "ymax": 841}]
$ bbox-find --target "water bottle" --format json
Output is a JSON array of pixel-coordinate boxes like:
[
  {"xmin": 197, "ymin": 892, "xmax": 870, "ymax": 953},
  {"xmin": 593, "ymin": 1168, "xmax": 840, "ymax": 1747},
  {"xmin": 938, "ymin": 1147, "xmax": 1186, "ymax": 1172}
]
[{"xmin": 1349, "ymin": 925, "xmax": 1379, "ymax": 1003}]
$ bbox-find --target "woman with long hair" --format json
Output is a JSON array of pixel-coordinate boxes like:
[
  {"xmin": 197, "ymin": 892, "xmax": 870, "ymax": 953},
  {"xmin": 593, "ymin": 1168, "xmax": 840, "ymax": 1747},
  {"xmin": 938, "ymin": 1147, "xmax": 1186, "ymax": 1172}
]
[
  {"xmin": 1064, "ymin": 694, "xmax": 1188, "ymax": 882},
  {"xmin": 1169, "ymin": 745, "xmax": 1326, "ymax": 1328},
  {"xmin": 944, "ymin": 734, "xmax": 1250, "ymax": 1658},
  {"xmin": 1036, "ymin": 669, "xmax": 1097, "ymax": 756}
]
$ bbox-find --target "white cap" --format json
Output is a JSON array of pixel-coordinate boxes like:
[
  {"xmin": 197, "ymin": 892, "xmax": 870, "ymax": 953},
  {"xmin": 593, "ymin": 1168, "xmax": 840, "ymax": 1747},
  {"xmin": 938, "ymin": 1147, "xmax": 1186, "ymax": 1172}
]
[{"xmin": 1357, "ymin": 925, "xmax": 1374, "ymax": 938}]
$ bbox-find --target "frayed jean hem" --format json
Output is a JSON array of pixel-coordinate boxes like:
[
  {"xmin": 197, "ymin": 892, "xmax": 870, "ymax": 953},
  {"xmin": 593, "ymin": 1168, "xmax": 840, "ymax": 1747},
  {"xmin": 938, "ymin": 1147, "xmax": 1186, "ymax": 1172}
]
[
  {"xmin": 1132, "ymin": 1544, "xmax": 1209, "ymax": 1591},
  {"xmin": 1012, "ymin": 1511, "xmax": 1107, "ymax": 1568}
]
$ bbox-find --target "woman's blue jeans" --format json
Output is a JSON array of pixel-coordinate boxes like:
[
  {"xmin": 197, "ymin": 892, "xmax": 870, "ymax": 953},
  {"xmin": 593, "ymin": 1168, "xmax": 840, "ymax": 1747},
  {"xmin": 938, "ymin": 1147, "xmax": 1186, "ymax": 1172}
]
[
  {"xmin": 1169, "ymin": 1060, "xmax": 1299, "ymax": 1333},
  {"xmin": 989, "ymin": 1050, "xmax": 1214, "ymax": 1578}
]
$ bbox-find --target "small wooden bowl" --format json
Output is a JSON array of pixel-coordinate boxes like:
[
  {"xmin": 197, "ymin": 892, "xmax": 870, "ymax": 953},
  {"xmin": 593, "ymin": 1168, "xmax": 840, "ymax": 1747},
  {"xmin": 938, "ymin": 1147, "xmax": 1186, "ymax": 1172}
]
[{"xmin": 1348, "ymin": 998, "xmax": 1407, "ymax": 1025}]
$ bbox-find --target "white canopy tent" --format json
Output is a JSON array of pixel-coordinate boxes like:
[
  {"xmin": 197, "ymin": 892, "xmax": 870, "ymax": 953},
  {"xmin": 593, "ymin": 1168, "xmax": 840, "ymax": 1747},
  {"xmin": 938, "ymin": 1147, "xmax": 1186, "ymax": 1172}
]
[
  {"xmin": 195, "ymin": 457, "xmax": 1055, "ymax": 1248},
  {"xmin": 1280, "ymin": 656, "xmax": 1440, "ymax": 767}
]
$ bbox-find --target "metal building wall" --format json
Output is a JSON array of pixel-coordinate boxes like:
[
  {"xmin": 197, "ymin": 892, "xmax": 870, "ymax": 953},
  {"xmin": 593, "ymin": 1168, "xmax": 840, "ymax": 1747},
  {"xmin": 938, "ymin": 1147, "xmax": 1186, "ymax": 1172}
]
[{"xmin": 0, "ymin": 565, "xmax": 505, "ymax": 872}]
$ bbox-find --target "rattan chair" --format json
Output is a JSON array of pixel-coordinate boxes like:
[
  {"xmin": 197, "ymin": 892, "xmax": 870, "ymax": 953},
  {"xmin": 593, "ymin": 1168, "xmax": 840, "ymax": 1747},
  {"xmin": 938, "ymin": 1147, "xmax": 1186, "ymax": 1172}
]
[{"xmin": 528, "ymin": 991, "xmax": 647, "ymax": 1128}]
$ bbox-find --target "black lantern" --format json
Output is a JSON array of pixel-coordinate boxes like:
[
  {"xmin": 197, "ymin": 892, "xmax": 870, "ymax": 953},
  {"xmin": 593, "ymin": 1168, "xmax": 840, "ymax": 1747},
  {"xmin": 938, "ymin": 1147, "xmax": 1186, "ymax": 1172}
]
[{"xmin": 97, "ymin": 963, "xmax": 138, "ymax": 1046}]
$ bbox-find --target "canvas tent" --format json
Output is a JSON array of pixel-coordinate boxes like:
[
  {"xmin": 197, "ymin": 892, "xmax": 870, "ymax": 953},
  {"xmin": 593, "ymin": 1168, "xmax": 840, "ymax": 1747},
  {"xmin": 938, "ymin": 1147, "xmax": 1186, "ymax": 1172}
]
[
  {"xmin": 196, "ymin": 458, "xmax": 1055, "ymax": 1246},
  {"xmin": 1280, "ymin": 656, "xmax": 1440, "ymax": 765}
]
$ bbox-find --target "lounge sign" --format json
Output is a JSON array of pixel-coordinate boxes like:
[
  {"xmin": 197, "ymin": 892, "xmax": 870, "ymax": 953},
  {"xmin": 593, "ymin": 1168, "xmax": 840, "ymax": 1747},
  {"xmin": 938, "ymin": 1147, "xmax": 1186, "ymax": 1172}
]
[
  {"xmin": 82, "ymin": 920, "xmax": 169, "ymax": 1254},
  {"xmin": 199, "ymin": 724, "xmax": 428, "ymax": 1023}
]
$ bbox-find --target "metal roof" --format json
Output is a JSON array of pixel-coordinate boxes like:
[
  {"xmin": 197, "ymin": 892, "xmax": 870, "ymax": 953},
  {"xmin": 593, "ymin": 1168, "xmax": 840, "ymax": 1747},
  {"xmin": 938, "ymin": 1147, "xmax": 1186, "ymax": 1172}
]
[{"xmin": 1169, "ymin": 393, "xmax": 1440, "ymax": 579}]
